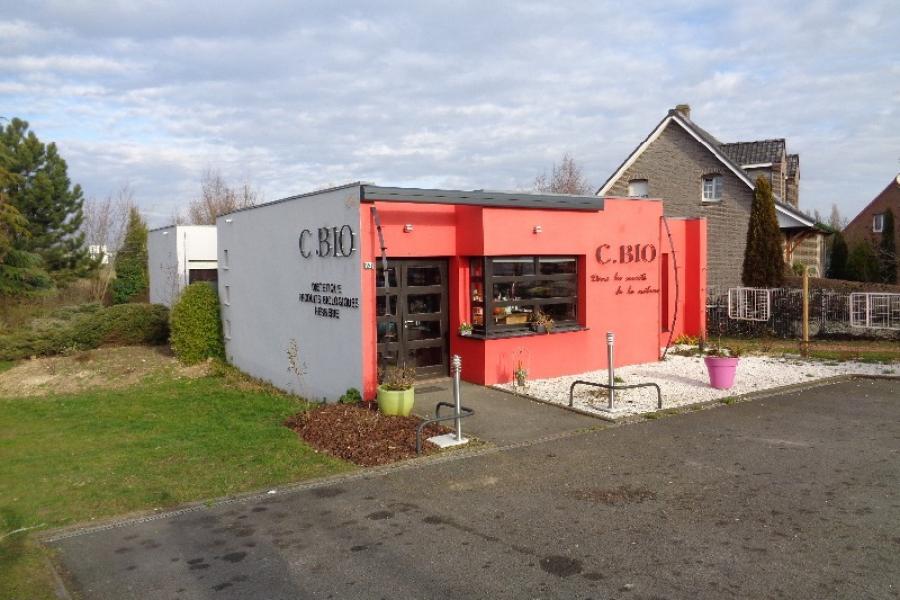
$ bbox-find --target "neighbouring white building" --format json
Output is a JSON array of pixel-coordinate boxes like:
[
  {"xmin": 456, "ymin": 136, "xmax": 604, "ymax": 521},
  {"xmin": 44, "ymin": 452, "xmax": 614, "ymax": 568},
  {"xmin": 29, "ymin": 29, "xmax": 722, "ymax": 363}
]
[
  {"xmin": 147, "ymin": 225, "xmax": 218, "ymax": 307},
  {"xmin": 88, "ymin": 244, "xmax": 111, "ymax": 265}
]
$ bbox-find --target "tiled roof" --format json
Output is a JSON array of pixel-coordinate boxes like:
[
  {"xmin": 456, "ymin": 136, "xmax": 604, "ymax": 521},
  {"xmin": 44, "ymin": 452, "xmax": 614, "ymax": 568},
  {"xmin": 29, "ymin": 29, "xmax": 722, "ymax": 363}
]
[{"xmin": 719, "ymin": 139, "xmax": 785, "ymax": 166}]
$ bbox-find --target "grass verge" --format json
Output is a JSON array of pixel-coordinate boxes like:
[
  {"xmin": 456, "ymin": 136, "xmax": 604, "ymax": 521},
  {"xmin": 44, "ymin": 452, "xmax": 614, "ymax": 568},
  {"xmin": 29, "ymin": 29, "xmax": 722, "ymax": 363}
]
[
  {"xmin": 719, "ymin": 337, "xmax": 900, "ymax": 363},
  {"xmin": 0, "ymin": 373, "xmax": 351, "ymax": 598}
]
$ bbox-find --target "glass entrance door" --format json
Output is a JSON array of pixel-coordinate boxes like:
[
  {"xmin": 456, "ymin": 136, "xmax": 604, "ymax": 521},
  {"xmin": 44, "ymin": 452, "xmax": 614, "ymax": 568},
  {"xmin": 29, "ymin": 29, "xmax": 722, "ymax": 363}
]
[{"xmin": 376, "ymin": 259, "xmax": 449, "ymax": 379}]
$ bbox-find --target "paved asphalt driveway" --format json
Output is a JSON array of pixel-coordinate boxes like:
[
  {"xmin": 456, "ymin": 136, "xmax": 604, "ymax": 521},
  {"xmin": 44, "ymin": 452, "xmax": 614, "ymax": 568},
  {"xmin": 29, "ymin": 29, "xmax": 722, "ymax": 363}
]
[{"xmin": 51, "ymin": 378, "xmax": 899, "ymax": 599}]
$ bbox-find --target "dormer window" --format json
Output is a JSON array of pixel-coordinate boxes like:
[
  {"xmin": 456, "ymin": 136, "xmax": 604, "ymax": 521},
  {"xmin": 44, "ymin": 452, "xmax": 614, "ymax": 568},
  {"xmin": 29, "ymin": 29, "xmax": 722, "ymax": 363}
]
[
  {"xmin": 701, "ymin": 175, "xmax": 722, "ymax": 202},
  {"xmin": 873, "ymin": 213, "xmax": 884, "ymax": 233},
  {"xmin": 627, "ymin": 179, "xmax": 649, "ymax": 198}
]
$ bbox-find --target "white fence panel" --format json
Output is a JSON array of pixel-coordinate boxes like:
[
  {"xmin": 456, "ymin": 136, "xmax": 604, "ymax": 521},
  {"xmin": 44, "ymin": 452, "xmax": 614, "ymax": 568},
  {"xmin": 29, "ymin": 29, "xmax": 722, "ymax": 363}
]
[
  {"xmin": 727, "ymin": 287, "xmax": 771, "ymax": 321},
  {"xmin": 850, "ymin": 293, "xmax": 900, "ymax": 330}
]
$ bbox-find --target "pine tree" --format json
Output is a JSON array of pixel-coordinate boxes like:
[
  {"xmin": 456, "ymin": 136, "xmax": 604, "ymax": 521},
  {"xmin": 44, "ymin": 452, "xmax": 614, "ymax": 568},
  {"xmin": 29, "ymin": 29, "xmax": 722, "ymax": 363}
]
[
  {"xmin": 0, "ymin": 150, "xmax": 53, "ymax": 297},
  {"xmin": 111, "ymin": 207, "xmax": 149, "ymax": 304},
  {"xmin": 741, "ymin": 176, "xmax": 785, "ymax": 287},
  {"xmin": 878, "ymin": 209, "xmax": 897, "ymax": 284},
  {"xmin": 0, "ymin": 118, "xmax": 91, "ymax": 284},
  {"xmin": 827, "ymin": 231, "xmax": 849, "ymax": 280}
]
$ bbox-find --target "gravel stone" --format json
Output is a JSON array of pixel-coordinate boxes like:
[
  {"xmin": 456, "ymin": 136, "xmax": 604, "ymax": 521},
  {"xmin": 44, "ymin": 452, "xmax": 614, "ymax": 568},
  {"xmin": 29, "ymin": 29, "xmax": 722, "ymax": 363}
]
[{"xmin": 495, "ymin": 354, "xmax": 897, "ymax": 417}]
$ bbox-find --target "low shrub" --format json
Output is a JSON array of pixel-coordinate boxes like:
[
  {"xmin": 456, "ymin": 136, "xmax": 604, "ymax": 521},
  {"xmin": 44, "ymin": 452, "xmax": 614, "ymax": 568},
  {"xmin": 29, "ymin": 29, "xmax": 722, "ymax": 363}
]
[
  {"xmin": 71, "ymin": 303, "xmax": 170, "ymax": 348},
  {"xmin": 0, "ymin": 303, "xmax": 169, "ymax": 361},
  {"xmin": 169, "ymin": 283, "xmax": 224, "ymax": 365},
  {"xmin": 339, "ymin": 388, "xmax": 362, "ymax": 405}
]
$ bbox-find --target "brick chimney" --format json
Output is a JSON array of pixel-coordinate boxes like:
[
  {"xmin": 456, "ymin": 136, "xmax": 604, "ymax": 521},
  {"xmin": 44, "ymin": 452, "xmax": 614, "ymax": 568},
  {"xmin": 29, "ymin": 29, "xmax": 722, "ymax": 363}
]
[{"xmin": 674, "ymin": 104, "xmax": 691, "ymax": 120}]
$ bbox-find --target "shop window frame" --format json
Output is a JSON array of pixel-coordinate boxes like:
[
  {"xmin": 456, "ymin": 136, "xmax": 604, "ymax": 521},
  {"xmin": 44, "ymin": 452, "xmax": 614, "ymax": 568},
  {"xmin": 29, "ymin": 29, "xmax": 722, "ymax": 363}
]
[{"xmin": 469, "ymin": 255, "xmax": 580, "ymax": 337}]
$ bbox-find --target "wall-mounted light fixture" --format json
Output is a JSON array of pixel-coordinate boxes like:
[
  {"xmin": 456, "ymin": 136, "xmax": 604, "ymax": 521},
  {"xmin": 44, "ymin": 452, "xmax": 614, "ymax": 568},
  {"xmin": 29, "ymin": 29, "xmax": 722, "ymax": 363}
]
[
  {"xmin": 161, "ymin": 231, "xmax": 168, "ymax": 235},
  {"xmin": 404, "ymin": 224, "xmax": 414, "ymax": 233},
  {"xmin": 533, "ymin": 225, "xmax": 542, "ymax": 234},
  {"xmin": 225, "ymin": 218, "xmax": 233, "ymax": 223}
]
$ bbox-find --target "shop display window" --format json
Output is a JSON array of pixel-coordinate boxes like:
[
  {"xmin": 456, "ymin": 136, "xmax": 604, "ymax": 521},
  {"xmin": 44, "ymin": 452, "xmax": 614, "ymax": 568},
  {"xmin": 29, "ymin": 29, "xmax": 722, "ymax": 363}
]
[{"xmin": 469, "ymin": 256, "xmax": 578, "ymax": 336}]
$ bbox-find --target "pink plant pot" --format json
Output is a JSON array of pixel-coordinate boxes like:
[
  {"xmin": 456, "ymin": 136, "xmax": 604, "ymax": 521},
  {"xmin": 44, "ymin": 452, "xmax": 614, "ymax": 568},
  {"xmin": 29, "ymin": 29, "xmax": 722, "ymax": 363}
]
[{"xmin": 704, "ymin": 356, "xmax": 739, "ymax": 390}]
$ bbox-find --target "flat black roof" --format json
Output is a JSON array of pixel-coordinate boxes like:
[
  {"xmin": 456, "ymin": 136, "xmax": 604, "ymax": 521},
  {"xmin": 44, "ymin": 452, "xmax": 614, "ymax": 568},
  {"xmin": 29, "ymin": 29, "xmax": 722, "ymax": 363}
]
[
  {"xmin": 219, "ymin": 182, "xmax": 611, "ymax": 219},
  {"xmin": 362, "ymin": 185, "xmax": 605, "ymax": 211}
]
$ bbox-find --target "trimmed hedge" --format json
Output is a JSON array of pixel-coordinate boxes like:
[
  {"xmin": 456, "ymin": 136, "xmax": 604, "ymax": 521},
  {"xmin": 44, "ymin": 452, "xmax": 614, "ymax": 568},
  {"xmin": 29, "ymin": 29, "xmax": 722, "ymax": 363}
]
[
  {"xmin": 169, "ymin": 283, "xmax": 224, "ymax": 365},
  {"xmin": 0, "ymin": 303, "xmax": 170, "ymax": 361}
]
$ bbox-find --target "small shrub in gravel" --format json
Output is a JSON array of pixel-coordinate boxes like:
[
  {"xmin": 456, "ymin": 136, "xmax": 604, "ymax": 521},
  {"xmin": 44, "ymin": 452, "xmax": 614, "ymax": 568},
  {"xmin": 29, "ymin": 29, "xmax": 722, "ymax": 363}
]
[{"xmin": 169, "ymin": 283, "xmax": 224, "ymax": 365}]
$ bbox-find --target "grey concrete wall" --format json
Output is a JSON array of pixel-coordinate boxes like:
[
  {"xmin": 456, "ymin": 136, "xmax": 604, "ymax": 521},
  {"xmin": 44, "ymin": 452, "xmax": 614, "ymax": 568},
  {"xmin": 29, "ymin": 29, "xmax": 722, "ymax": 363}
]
[
  {"xmin": 147, "ymin": 225, "xmax": 217, "ymax": 307},
  {"xmin": 216, "ymin": 186, "xmax": 364, "ymax": 402},
  {"xmin": 148, "ymin": 226, "xmax": 179, "ymax": 306},
  {"xmin": 606, "ymin": 122, "xmax": 755, "ymax": 291}
]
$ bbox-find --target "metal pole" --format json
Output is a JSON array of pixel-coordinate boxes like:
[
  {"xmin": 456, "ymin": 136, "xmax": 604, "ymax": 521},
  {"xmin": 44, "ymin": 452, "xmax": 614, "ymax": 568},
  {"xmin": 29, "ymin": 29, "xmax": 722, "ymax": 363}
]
[
  {"xmin": 606, "ymin": 332, "xmax": 615, "ymax": 410},
  {"xmin": 801, "ymin": 266, "xmax": 809, "ymax": 357},
  {"xmin": 452, "ymin": 355, "xmax": 462, "ymax": 440}
]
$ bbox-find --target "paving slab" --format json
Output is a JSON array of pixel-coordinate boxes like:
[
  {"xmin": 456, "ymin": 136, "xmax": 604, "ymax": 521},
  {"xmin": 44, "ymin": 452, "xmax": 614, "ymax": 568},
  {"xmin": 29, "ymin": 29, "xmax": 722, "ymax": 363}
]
[
  {"xmin": 50, "ymin": 378, "xmax": 900, "ymax": 599},
  {"xmin": 412, "ymin": 380, "xmax": 601, "ymax": 445}
]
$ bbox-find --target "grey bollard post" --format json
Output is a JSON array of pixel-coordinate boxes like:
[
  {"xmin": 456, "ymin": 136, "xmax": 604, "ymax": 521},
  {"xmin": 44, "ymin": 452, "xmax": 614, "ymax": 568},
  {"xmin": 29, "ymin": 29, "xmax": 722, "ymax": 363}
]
[
  {"xmin": 451, "ymin": 355, "xmax": 462, "ymax": 441},
  {"xmin": 607, "ymin": 332, "xmax": 615, "ymax": 410}
]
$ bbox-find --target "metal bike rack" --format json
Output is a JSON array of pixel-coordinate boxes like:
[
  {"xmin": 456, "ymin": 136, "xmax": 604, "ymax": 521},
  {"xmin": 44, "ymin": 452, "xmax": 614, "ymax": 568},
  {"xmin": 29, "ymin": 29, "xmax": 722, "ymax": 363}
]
[
  {"xmin": 567, "ymin": 331, "xmax": 663, "ymax": 412},
  {"xmin": 415, "ymin": 355, "xmax": 475, "ymax": 455},
  {"xmin": 568, "ymin": 380, "xmax": 663, "ymax": 410},
  {"xmin": 415, "ymin": 401, "xmax": 475, "ymax": 455}
]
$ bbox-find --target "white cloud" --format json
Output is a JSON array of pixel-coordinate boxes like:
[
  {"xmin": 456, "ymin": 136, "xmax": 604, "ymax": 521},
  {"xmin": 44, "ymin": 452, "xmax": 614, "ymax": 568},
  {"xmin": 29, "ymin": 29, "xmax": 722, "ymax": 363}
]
[{"xmin": 0, "ymin": 1, "xmax": 897, "ymax": 227}]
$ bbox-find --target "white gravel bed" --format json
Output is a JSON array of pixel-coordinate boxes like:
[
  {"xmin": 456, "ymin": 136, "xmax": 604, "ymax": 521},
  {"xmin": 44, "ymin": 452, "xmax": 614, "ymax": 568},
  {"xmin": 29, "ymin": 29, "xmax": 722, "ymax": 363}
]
[{"xmin": 495, "ymin": 354, "xmax": 897, "ymax": 418}]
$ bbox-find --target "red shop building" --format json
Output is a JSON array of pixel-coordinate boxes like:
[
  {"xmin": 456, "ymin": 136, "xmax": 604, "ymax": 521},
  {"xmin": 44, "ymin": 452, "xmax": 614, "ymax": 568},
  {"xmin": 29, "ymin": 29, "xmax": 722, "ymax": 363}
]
[{"xmin": 217, "ymin": 184, "xmax": 707, "ymax": 402}]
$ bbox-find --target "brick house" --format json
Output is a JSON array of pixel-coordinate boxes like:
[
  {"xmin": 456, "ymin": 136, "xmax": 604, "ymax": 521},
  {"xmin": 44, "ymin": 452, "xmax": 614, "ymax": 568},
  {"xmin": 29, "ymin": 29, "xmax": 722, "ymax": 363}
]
[
  {"xmin": 843, "ymin": 174, "xmax": 900, "ymax": 281},
  {"xmin": 598, "ymin": 104, "xmax": 822, "ymax": 291}
]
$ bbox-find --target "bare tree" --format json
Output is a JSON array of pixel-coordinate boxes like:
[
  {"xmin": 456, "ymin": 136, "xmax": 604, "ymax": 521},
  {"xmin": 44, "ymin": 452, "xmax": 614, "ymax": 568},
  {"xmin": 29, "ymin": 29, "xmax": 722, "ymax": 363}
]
[
  {"xmin": 828, "ymin": 203, "xmax": 848, "ymax": 231},
  {"xmin": 81, "ymin": 185, "xmax": 135, "ymax": 302},
  {"xmin": 186, "ymin": 169, "xmax": 258, "ymax": 225},
  {"xmin": 534, "ymin": 153, "xmax": 592, "ymax": 195}
]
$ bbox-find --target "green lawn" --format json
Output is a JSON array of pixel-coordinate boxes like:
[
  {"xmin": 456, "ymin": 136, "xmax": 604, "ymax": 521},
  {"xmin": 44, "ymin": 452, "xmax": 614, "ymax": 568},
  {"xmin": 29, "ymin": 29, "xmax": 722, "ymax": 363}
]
[
  {"xmin": 0, "ymin": 375, "xmax": 351, "ymax": 598},
  {"xmin": 0, "ymin": 360, "xmax": 15, "ymax": 374},
  {"xmin": 721, "ymin": 337, "xmax": 900, "ymax": 363}
]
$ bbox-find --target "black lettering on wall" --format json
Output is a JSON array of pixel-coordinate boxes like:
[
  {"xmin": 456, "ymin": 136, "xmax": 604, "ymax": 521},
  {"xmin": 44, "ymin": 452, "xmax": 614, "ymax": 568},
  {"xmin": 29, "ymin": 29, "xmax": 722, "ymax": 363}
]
[
  {"xmin": 299, "ymin": 229, "xmax": 312, "ymax": 258},
  {"xmin": 299, "ymin": 224, "xmax": 356, "ymax": 259}
]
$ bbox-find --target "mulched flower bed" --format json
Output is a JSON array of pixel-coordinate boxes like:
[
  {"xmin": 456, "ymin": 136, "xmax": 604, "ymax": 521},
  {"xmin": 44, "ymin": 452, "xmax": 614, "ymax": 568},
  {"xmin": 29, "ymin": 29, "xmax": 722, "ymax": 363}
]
[{"xmin": 284, "ymin": 404, "xmax": 451, "ymax": 466}]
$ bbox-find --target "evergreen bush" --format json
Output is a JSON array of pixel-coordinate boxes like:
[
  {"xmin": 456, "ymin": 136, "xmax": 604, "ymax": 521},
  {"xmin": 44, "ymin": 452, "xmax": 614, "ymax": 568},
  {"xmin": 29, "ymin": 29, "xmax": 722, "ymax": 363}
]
[
  {"xmin": 741, "ymin": 176, "xmax": 785, "ymax": 287},
  {"xmin": 878, "ymin": 208, "xmax": 896, "ymax": 284},
  {"xmin": 169, "ymin": 282, "xmax": 224, "ymax": 364},
  {"xmin": 71, "ymin": 303, "xmax": 169, "ymax": 347},
  {"xmin": 111, "ymin": 207, "xmax": 148, "ymax": 304},
  {"xmin": 827, "ymin": 231, "xmax": 849, "ymax": 279},
  {"xmin": 0, "ymin": 303, "xmax": 169, "ymax": 360},
  {"xmin": 847, "ymin": 240, "xmax": 880, "ymax": 282}
]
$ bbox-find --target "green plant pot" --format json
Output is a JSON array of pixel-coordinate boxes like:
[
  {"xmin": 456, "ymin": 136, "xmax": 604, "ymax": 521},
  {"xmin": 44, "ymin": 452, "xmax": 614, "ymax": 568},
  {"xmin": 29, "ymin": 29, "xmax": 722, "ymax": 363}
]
[{"xmin": 376, "ymin": 385, "xmax": 415, "ymax": 416}]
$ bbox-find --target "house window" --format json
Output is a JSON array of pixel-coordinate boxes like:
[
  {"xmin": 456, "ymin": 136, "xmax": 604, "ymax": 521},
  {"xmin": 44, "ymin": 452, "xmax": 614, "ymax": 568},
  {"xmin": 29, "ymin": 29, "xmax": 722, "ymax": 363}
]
[
  {"xmin": 627, "ymin": 179, "xmax": 649, "ymax": 198},
  {"xmin": 701, "ymin": 175, "xmax": 723, "ymax": 202},
  {"xmin": 224, "ymin": 285, "xmax": 231, "ymax": 305},
  {"xmin": 873, "ymin": 213, "xmax": 885, "ymax": 233},
  {"xmin": 223, "ymin": 249, "xmax": 229, "ymax": 268},
  {"xmin": 224, "ymin": 319, "xmax": 232, "ymax": 340},
  {"xmin": 469, "ymin": 256, "xmax": 578, "ymax": 336}
]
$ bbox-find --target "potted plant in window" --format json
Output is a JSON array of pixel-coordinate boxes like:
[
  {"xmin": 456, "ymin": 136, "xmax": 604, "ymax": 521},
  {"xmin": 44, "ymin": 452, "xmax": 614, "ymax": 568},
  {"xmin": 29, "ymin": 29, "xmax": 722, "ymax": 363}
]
[
  {"xmin": 703, "ymin": 338, "xmax": 741, "ymax": 390},
  {"xmin": 529, "ymin": 310, "xmax": 554, "ymax": 334},
  {"xmin": 459, "ymin": 322, "xmax": 473, "ymax": 336},
  {"xmin": 377, "ymin": 365, "xmax": 417, "ymax": 416}
]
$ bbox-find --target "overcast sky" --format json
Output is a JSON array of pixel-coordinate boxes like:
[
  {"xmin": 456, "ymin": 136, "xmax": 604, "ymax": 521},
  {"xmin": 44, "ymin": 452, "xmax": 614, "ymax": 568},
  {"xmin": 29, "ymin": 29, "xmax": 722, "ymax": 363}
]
[{"xmin": 2, "ymin": 0, "xmax": 898, "ymax": 226}]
